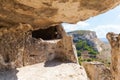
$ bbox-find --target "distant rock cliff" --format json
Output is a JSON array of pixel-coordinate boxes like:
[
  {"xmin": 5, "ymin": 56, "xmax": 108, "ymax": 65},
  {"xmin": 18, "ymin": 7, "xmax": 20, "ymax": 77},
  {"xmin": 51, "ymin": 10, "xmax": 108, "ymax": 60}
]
[
  {"xmin": 68, "ymin": 30, "xmax": 103, "ymax": 52},
  {"xmin": 68, "ymin": 30, "xmax": 111, "ymax": 61}
]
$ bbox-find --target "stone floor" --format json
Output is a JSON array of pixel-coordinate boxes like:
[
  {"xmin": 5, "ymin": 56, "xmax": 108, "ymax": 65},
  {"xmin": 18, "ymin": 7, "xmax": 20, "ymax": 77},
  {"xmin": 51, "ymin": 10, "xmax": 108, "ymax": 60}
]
[{"xmin": 0, "ymin": 60, "xmax": 88, "ymax": 80}]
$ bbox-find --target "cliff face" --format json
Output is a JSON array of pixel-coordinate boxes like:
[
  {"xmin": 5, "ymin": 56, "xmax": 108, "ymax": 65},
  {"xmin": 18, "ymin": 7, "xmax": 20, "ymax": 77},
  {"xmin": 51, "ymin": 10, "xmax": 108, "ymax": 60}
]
[
  {"xmin": 68, "ymin": 30, "xmax": 111, "ymax": 62},
  {"xmin": 68, "ymin": 30, "xmax": 98, "ymax": 52},
  {"xmin": 0, "ymin": 0, "xmax": 120, "ymax": 29},
  {"xmin": 107, "ymin": 33, "xmax": 120, "ymax": 80},
  {"xmin": 68, "ymin": 30, "xmax": 108, "ymax": 52}
]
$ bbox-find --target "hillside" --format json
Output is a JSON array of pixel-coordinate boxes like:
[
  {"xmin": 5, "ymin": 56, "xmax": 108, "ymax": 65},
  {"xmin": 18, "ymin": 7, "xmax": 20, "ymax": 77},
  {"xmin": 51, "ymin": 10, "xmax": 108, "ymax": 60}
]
[{"xmin": 68, "ymin": 30, "xmax": 111, "ymax": 63}]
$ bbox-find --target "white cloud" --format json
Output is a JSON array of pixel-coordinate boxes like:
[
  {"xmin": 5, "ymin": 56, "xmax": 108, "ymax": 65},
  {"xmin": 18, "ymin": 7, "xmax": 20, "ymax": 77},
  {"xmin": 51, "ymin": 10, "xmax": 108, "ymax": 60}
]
[
  {"xmin": 77, "ymin": 21, "xmax": 89, "ymax": 26},
  {"xmin": 90, "ymin": 25, "xmax": 120, "ymax": 38},
  {"xmin": 118, "ymin": 14, "xmax": 120, "ymax": 17},
  {"xmin": 62, "ymin": 21, "xmax": 89, "ymax": 32},
  {"xmin": 62, "ymin": 23, "xmax": 79, "ymax": 32}
]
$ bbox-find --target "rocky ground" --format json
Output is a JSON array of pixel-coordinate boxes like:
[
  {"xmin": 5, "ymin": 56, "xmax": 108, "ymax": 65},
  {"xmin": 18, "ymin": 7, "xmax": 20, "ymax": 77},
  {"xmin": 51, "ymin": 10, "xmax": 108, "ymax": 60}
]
[{"xmin": 0, "ymin": 59, "xmax": 88, "ymax": 80}]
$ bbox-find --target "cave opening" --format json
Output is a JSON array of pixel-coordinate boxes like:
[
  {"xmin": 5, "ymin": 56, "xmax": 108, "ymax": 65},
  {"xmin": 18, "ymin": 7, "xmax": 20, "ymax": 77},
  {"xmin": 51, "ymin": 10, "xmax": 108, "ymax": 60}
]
[{"xmin": 32, "ymin": 26, "xmax": 62, "ymax": 40}]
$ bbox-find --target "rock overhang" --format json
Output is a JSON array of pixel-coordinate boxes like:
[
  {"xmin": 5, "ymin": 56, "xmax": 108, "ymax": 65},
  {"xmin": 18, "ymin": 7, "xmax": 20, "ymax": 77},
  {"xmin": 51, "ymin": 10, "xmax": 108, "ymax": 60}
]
[{"xmin": 0, "ymin": 0, "xmax": 120, "ymax": 29}]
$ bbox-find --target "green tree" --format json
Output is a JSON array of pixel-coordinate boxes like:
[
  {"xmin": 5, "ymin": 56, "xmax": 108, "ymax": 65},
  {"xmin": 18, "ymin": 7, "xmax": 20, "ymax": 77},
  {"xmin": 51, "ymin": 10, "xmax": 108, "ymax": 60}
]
[{"xmin": 76, "ymin": 40, "xmax": 98, "ymax": 56}]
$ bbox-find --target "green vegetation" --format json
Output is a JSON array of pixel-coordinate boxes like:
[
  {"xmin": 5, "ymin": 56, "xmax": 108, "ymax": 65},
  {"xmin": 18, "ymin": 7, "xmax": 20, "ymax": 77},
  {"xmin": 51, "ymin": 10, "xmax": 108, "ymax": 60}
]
[
  {"xmin": 76, "ymin": 40, "xmax": 98, "ymax": 56},
  {"xmin": 75, "ymin": 38, "xmax": 111, "ymax": 67},
  {"xmin": 78, "ymin": 57, "xmax": 95, "ymax": 65},
  {"xmin": 78, "ymin": 56, "xmax": 111, "ymax": 67},
  {"xmin": 71, "ymin": 31, "xmax": 111, "ymax": 67},
  {"xmin": 75, "ymin": 40, "xmax": 110, "ymax": 67}
]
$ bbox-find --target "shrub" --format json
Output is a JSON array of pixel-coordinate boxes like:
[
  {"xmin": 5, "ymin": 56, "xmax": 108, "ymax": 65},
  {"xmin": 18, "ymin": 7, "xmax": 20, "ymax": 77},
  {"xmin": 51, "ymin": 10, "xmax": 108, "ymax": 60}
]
[{"xmin": 76, "ymin": 40, "xmax": 98, "ymax": 56}]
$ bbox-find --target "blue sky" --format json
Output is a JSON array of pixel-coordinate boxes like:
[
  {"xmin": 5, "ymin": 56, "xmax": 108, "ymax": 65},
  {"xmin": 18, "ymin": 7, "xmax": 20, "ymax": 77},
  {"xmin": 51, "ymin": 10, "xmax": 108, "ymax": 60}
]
[{"xmin": 62, "ymin": 5, "xmax": 120, "ymax": 38}]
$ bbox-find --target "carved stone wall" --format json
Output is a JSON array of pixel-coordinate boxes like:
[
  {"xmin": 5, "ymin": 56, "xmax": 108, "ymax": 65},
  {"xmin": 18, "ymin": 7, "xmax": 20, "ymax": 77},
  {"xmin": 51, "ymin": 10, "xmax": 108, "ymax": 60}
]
[{"xmin": 0, "ymin": 24, "xmax": 77, "ymax": 69}]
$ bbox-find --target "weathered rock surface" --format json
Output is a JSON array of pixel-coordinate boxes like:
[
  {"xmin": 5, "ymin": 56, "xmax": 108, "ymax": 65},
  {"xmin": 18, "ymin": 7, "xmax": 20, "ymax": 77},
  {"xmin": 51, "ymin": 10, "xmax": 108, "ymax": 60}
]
[
  {"xmin": 107, "ymin": 32, "xmax": 120, "ymax": 80},
  {"xmin": 0, "ymin": 24, "xmax": 77, "ymax": 69},
  {"xmin": 0, "ymin": 0, "xmax": 120, "ymax": 29},
  {"xmin": 83, "ymin": 62, "xmax": 112, "ymax": 80},
  {"xmin": 0, "ymin": 60, "xmax": 88, "ymax": 80}
]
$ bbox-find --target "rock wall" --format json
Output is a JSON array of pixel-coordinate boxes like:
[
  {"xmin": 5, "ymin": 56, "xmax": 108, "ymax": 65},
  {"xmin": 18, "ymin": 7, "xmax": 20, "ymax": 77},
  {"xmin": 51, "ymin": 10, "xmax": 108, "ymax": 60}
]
[
  {"xmin": 107, "ymin": 32, "xmax": 120, "ymax": 80},
  {"xmin": 0, "ymin": 24, "xmax": 77, "ymax": 69},
  {"xmin": 83, "ymin": 62, "xmax": 112, "ymax": 80}
]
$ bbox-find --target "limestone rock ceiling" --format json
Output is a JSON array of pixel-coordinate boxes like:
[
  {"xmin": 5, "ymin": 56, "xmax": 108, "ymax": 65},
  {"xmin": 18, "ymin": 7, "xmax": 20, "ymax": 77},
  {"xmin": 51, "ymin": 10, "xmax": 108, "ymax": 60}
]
[{"xmin": 0, "ymin": 0, "xmax": 120, "ymax": 29}]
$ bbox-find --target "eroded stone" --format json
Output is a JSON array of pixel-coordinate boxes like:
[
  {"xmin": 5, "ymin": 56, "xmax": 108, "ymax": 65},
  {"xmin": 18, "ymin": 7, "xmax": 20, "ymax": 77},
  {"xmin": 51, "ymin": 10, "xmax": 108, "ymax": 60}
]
[
  {"xmin": 82, "ymin": 62, "xmax": 112, "ymax": 80},
  {"xmin": 0, "ymin": 0, "xmax": 120, "ymax": 29},
  {"xmin": 0, "ymin": 24, "xmax": 77, "ymax": 69},
  {"xmin": 107, "ymin": 32, "xmax": 120, "ymax": 80}
]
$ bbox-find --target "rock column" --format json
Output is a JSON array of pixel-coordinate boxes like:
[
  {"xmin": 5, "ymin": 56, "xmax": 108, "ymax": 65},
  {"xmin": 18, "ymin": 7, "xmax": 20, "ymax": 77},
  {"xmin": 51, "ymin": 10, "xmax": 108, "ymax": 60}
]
[{"xmin": 107, "ymin": 32, "xmax": 120, "ymax": 80}]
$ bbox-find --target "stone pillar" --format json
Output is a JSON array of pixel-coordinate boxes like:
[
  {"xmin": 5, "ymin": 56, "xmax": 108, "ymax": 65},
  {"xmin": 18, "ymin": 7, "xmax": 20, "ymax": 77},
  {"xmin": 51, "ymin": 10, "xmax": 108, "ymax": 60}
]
[{"xmin": 106, "ymin": 32, "xmax": 120, "ymax": 80}]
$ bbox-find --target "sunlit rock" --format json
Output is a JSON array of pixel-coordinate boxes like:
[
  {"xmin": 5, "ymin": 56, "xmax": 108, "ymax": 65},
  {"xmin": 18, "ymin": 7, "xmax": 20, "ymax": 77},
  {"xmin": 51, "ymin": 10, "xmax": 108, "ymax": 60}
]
[{"xmin": 107, "ymin": 32, "xmax": 120, "ymax": 80}]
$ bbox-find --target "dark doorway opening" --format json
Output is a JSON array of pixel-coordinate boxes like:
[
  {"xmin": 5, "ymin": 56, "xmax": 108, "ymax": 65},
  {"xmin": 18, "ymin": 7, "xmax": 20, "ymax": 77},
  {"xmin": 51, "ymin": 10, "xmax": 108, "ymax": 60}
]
[{"xmin": 32, "ymin": 26, "xmax": 62, "ymax": 40}]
